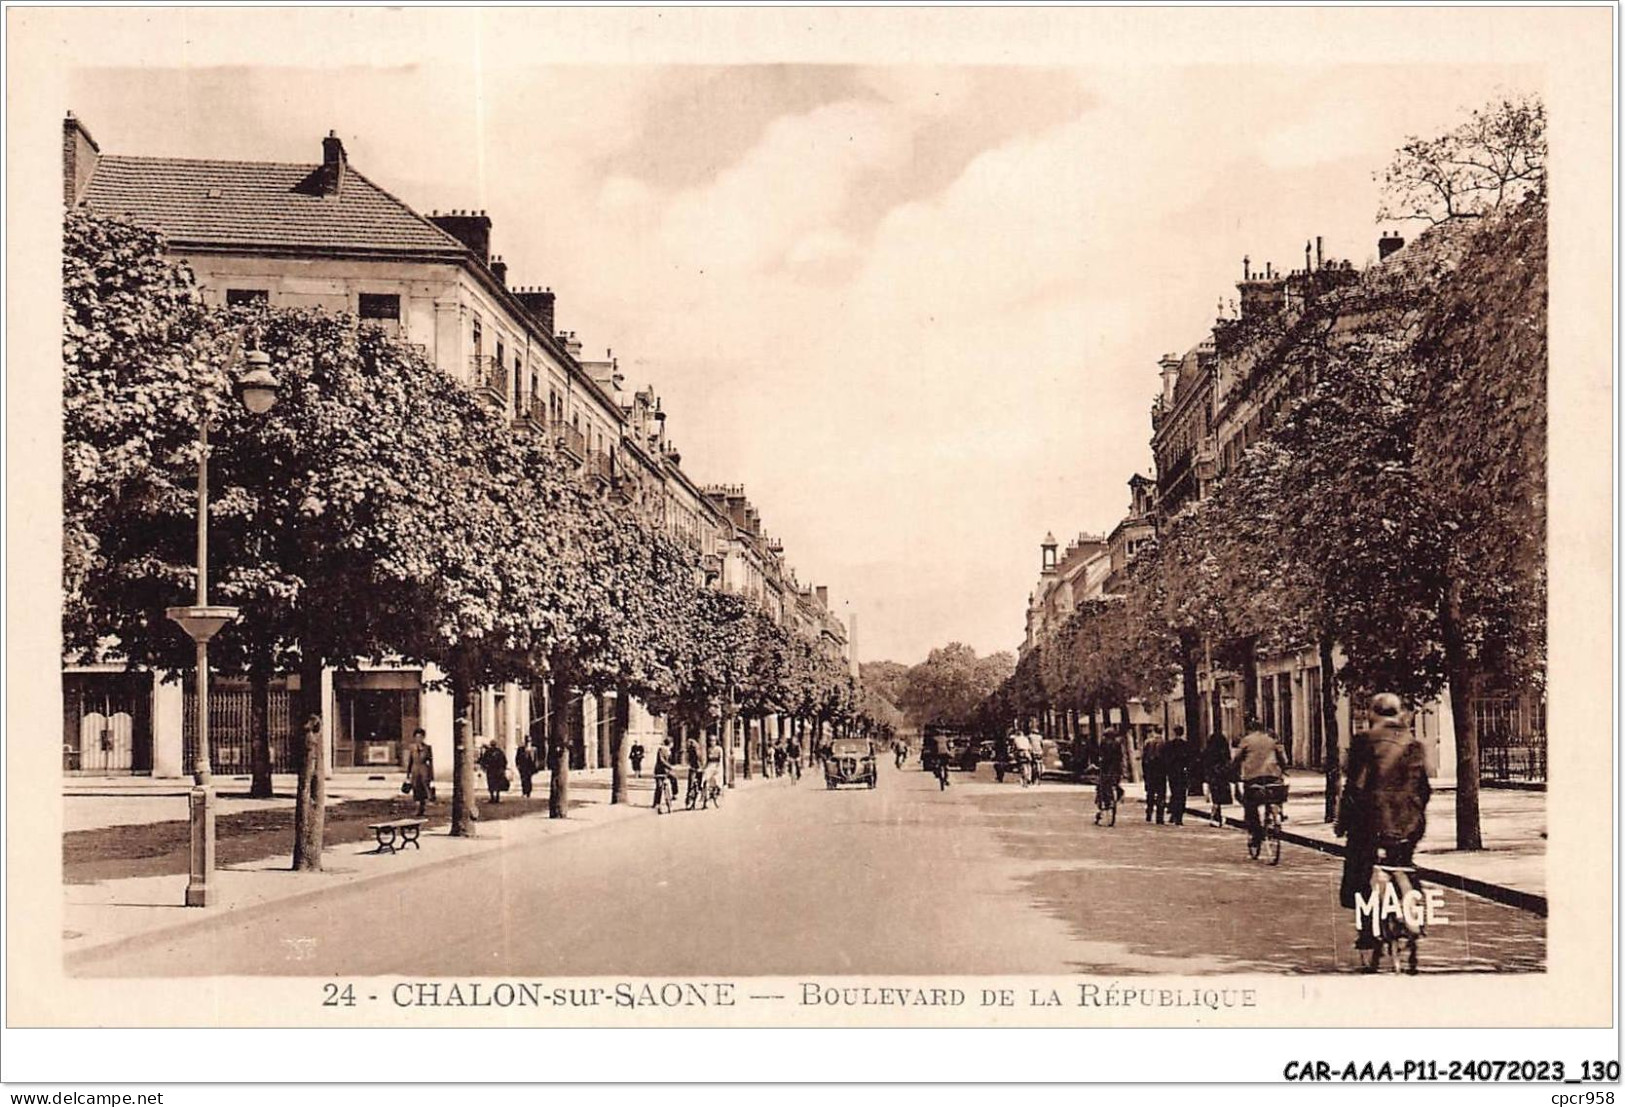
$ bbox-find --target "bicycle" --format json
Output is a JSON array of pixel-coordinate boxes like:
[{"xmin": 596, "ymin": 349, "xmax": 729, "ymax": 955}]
[
  {"xmin": 653, "ymin": 772, "xmax": 676, "ymax": 815},
  {"xmin": 1094, "ymin": 783, "xmax": 1120, "ymax": 826},
  {"xmin": 702, "ymin": 772, "xmax": 723, "ymax": 809},
  {"xmin": 685, "ymin": 770, "xmax": 703, "ymax": 811},
  {"xmin": 1360, "ymin": 857, "xmax": 1422, "ymax": 974},
  {"xmin": 1245, "ymin": 780, "xmax": 1288, "ymax": 865}
]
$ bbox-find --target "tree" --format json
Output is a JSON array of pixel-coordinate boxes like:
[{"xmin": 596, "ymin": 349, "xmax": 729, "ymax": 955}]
[
  {"xmin": 858, "ymin": 660, "xmax": 909, "ymax": 714},
  {"xmin": 1410, "ymin": 194, "xmax": 1547, "ymax": 848},
  {"xmin": 63, "ymin": 209, "xmax": 566, "ymax": 861},
  {"xmin": 1377, "ymin": 95, "xmax": 1545, "ymax": 225},
  {"xmin": 898, "ymin": 643, "xmax": 1012, "ymax": 728},
  {"xmin": 1203, "ymin": 190, "xmax": 1545, "ymax": 848}
]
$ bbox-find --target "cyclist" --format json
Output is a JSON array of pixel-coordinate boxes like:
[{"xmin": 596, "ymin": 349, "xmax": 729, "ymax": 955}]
[
  {"xmin": 1336, "ymin": 693, "xmax": 1431, "ymax": 952},
  {"xmin": 651, "ymin": 736, "xmax": 678, "ymax": 813},
  {"xmin": 1231, "ymin": 719, "xmax": 1289, "ymax": 854},
  {"xmin": 1094, "ymin": 728, "xmax": 1125, "ymax": 824},
  {"xmin": 683, "ymin": 734, "xmax": 704, "ymax": 810},
  {"xmin": 701, "ymin": 737, "xmax": 724, "ymax": 809}
]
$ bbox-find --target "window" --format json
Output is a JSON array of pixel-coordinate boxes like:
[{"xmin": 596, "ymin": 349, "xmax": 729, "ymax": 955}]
[
  {"xmin": 472, "ymin": 318, "xmax": 483, "ymax": 361},
  {"xmin": 358, "ymin": 293, "xmax": 400, "ymax": 321},
  {"xmin": 226, "ymin": 288, "xmax": 269, "ymax": 307}
]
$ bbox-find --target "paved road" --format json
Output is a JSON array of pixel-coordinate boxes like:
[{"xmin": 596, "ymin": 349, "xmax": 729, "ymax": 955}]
[{"xmin": 74, "ymin": 760, "xmax": 1544, "ymax": 977}]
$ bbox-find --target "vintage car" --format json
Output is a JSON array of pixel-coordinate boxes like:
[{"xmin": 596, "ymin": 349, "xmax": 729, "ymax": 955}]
[
  {"xmin": 920, "ymin": 725, "xmax": 978, "ymax": 774},
  {"xmin": 824, "ymin": 737, "xmax": 877, "ymax": 789}
]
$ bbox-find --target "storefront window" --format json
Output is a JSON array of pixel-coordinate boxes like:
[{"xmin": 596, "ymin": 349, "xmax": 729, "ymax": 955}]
[{"xmin": 334, "ymin": 671, "xmax": 421, "ymax": 769}]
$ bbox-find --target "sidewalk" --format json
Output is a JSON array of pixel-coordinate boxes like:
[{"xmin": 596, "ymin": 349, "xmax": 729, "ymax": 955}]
[
  {"xmin": 1120, "ymin": 777, "xmax": 1546, "ymax": 912},
  {"xmin": 62, "ymin": 767, "xmax": 784, "ymax": 964}
]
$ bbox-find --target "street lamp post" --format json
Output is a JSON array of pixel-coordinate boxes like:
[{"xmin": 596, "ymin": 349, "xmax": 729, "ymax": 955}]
[{"xmin": 167, "ymin": 348, "xmax": 280, "ymax": 908}]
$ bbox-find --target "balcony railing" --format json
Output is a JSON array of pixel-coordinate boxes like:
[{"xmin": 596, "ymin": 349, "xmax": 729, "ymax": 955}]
[
  {"xmin": 470, "ymin": 355, "xmax": 509, "ymax": 409},
  {"xmin": 511, "ymin": 391, "xmax": 548, "ymax": 434},
  {"xmin": 551, "ymin": 420, "xmax": 587, "ymax": 461},
  {"xmin": 587, "ymin": 450, "xmax": 614, "ymax": 486}
]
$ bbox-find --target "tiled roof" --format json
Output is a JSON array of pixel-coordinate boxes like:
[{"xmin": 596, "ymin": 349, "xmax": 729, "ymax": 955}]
[{"xmin": 79, "ymin": 155, "xmax": 467, "ymax": 257}]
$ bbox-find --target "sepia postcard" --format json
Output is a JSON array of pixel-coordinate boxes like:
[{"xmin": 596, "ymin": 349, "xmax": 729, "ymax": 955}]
[{"xmin": 3, "ymin": 4, "xmax": 1617, "ymax": 1083}]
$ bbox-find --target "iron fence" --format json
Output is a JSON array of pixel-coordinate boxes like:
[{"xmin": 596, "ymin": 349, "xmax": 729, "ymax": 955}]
[{"xmin": 182, "ymin": 681, "xmax": 297, "ymax": 776}]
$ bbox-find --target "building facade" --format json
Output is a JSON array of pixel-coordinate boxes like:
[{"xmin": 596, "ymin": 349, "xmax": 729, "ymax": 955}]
[{"xmin": 62, "ymin": 113, "xmax": 847, "ymax": 781}]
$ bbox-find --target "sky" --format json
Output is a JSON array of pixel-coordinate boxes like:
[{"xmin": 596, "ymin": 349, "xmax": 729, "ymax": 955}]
[{"xmin": 68, "ymin": 53, "xmax": 1538, "ymax": 666}]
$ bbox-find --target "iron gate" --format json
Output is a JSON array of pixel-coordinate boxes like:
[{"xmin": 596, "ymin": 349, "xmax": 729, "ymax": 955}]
[{"xmin": 183, "ymin": 678, "xmax": 296, "ymax": 776}]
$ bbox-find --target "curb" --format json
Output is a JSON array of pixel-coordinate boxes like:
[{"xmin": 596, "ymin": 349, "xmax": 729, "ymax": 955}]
[
  {"xmin": 66, "ymin": 773, "xmax": 786, "ymax": 967},
  {"xmin": 1204, "ymin": 811, "xmax": 1547, "ymax": 917}
]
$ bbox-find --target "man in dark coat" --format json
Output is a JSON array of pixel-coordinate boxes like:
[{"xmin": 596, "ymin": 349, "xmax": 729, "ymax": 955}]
[
  {"xmin": 515, "ymin": 742, "xmax": 538, "ymax": 798},
  {"xmin": 1163, "ymin": 725, "xmax": 1191, "ymax": 826},
  {"xmin": 1141, "ymin": 727, "xmax": 1167, "ymax": 824},
  {"xmin": 1336, "ymin": 693, "xmax": 1432, "ymax": 944}
]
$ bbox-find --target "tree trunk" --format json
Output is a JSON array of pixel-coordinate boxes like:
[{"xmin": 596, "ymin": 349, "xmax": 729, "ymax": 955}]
[
  {"xmin": 449, "ymin": 668, "xmax": 477, "ymax": 837},
  {"xmin": 742, "ymin": 711, "xmax": 753, "ymax": 780},
  {"xmin": 1087, "ymin": 704, "xmax": 1100, "ymax": 764},
  {"xmin": 596, "ymin": 692, "xmax": 612, "ymax": 771},
  {"xmin": 610, "ymin": 684, "xmax": 631, "ymax": 805},
  {"xmin": 549, "ymin": 676, "xmax": 572, "ymax": 819},
  {"xmin": 1178, "ymin": 630, "xmax": 1204, "ymax": 795},
  {"xmin": 292, "ymin": 655, "xmax": 325, "ymax": 872},
  {"xmin": 248, "ymin": 651, "xmax": 273, "ymax": 799},
  {"xmin": 1440, "ymin": 583, "xmax": 1482, "ymax": 850},
  {"xmin": 1319, "ymin": 634, "xmax": 1341, "ymax": 823},
  {"xmin": 1117, "ymin": 697, "xmax": 1135, "ymax": 783},
  {"xmin": 1239, "ymin": 636, "xmax": 1259, "ymax": 726}
]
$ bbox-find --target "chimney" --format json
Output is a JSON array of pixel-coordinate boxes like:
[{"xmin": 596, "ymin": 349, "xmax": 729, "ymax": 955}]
[
  {"xmin": 430, "ymin": 209, "xmax": 493, "ymax": 266},
  {"xmin": 558, "ymin": 330, "xmax": 583, "ymax": 359},
  {"xmin": 816, "ymin": 586, "xmax": 829, "ymax": 609},
  {"xmin": 1378, "ymin": 230, "xmax": 1405, "ymax": 262},
  {"xmin": 1158, "ymin": 353, "xmax": 1182, "ymax": 406},
  {"xmin": 62, "ymin": 112, "xmax": 100, "ymax": 208},
  {"xmin": 515, "ymin": 287, "xmax": 556, "ymax": 335},
  {"xmin": 490, "ymin": 255, "xmax": 507, "ymax": 286},
  {"xmin": 1304, "ymin": 240, "xmax": 1312, "ymax": 273},
  {"xmin": 1315, "ymin": 235, "xmax": 1324, "ymax": 269},
  {"xmin": 319, "ymin": 130, "xmax": 346, "ymax": 196}
]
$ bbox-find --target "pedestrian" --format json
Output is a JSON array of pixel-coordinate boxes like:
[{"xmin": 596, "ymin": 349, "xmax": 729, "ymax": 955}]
[
  {"xmin": 788, "ymin": 733, "xmax": 803, "ymax": 781},
  {"xmin": 477, "ymin": 740, "xmax": 509, "ymax": 804},
  {"xmin": 773, "ymin": 741, "xmax": 787, "ymax": 779},
  {"xmin": 701, "ymin": 737, "xmax": 724, "ymax": 809},
  {"xmin": 1094, "ymin": 728, "xmax": 1125, "ymax": 824},
  {"xmin": 652, "ymin": 736, "xmax": 678, "ymax": 812},
  {"xmin": 1028, "ymin": 728, "xmax": 1046, "ymax": 785},
  {"xmin": 404, "ymin": 728, "xmax": 435, "ymax": 817},
  {"xmin": 630, "ymin": 741, "xmax": 645, "ymax": 777},
  {"xmin": 515, "ymin": 741, "xmax": 538, "ymax": 799},
  {"xmin": 1141, "ymin": 726, "xmax": 1167, "ymax": 824},
  {"xmin": 1335, "ymin": 693, "xmax": 1431, "ymax": 949},
  {"xmin": 1163, "ymin": 725, "xmax": 1190, "ymax": 826},
  {"xmin": 1231, "ymin": 720, "xmax": 1289, "ymax": 852},
  {"xmin": 1204, "ymin": 727, "xmax": 1233, "ymax": 826}
]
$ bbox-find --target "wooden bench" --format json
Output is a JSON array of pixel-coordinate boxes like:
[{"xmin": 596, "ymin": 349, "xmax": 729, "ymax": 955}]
[{"xmin": 367, "ymin": 818, "xmax": 427, "ymax": 854}]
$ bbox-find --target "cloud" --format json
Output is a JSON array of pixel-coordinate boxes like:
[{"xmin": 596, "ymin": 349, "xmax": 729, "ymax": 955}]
[{"xmin": 657, "ymin": 99, "xmax": 913, "ymax": 275}]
